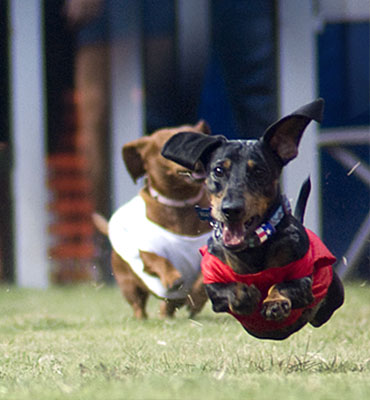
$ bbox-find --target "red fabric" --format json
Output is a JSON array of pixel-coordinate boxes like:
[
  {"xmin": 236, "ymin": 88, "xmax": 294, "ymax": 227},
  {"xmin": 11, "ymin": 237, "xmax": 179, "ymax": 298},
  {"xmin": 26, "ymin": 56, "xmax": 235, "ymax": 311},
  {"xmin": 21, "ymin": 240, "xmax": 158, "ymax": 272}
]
[{"xmin": 200, "ymin": 229, "xmax": 335, "ymax": 334}]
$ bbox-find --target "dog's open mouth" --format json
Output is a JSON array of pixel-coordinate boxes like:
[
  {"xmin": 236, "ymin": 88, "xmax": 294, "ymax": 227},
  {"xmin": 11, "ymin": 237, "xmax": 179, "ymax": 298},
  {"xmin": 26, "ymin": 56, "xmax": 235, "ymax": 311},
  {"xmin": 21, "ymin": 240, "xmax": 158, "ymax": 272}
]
[{"xmin": 221, "ymin": 217, "xmax": 258, "ymax": 248}]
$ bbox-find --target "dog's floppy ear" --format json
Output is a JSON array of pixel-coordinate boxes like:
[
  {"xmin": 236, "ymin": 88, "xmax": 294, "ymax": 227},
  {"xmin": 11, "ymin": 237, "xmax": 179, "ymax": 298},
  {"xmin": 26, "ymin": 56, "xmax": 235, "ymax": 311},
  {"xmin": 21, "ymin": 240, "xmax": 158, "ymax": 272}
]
[
  {"xmin": 263, "ymin": 98, "xmax": 324, "ymax": 165},
  {"xmin": 161, "ymin": 132, "xmax": 225, "ymax": 170},
  {"xmin": 122, "ymin": 136, "xmax": 150, "ymax": 182}
]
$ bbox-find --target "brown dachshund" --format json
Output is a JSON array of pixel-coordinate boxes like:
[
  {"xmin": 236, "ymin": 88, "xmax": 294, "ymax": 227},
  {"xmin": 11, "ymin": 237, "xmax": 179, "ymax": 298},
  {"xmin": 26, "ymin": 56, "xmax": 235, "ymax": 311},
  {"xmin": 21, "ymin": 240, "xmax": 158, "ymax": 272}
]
[{"xmin": 94, "ymin": 121, "xmax": 212, "ymax": 319}]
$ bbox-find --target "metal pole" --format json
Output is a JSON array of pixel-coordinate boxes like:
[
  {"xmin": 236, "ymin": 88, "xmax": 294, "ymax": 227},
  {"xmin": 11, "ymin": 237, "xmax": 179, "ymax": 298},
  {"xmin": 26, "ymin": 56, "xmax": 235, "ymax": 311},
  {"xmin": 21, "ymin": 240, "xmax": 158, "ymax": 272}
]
[
  {"xmin": 9, "ymin": 0, "xmax": 49, "ymax": 287},
  {"xmin": 278, "ymin": 0, "xmax": 320, "ymax": 234}
]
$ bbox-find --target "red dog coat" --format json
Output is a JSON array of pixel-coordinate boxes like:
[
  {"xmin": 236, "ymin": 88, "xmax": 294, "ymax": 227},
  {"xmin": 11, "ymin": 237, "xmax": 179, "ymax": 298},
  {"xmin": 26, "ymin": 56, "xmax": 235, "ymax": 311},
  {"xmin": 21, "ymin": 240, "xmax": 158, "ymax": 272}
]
[{"xmin": 200, "ymin": 229, "xmax": 335, "ymax": 336}]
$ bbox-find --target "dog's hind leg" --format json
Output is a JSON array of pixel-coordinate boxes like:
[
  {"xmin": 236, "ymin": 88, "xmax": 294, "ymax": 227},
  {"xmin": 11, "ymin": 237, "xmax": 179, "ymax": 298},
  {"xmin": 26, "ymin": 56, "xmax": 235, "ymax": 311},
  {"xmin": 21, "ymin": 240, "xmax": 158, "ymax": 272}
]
[
  {"xmin": 119, "ymin": 279, "xmax": 150, "ymax": 320},
  {"xmin": 310, "ymin": 271, "xmax": 344, "ymax": 327},
  {"xmin": 128, "ymin": 287, "xmax": 150, "ymax": 320},
  {"xmin": 111, "ymin": 251, "xmax": 149, "ymax": 319}
]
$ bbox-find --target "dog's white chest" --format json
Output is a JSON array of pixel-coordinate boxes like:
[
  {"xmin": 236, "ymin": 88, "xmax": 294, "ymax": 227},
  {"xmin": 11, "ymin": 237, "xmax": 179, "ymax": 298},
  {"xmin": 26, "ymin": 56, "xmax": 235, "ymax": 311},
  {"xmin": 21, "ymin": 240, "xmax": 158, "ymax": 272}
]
[{"xmin": 108, "ymin": 196, "xmax": 212, "ymax": 299}]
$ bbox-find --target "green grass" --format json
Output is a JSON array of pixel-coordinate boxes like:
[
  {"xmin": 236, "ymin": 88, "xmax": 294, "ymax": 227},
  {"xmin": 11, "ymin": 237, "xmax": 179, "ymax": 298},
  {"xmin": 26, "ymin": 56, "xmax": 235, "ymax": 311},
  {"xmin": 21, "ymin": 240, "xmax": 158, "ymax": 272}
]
[{"xmin": 0, "ymin": 283, "xmax": 369, "ymax": 399}]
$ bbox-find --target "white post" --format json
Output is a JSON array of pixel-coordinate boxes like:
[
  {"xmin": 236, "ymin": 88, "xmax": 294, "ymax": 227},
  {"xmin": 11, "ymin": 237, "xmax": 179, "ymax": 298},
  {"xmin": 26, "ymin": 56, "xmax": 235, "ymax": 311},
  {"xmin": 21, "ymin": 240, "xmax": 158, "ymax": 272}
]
[
  {"xmin": 278, "ymin": 0, "xmax": 320, "ymax": 234},
  {"xmin": 109, "ymin": 0, "xmax": 144, "ymax": 210},
  {"xmin": 9, "ymin": 0, "xmax": 49, "ymax": 287}
]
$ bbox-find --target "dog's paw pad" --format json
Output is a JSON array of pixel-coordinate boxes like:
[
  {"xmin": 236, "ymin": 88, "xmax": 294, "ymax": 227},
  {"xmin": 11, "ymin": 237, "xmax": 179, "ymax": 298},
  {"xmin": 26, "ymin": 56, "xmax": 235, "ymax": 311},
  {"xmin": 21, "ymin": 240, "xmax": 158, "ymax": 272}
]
[{"xmin": 261, "ymin": 299, "xmax": 291, "ymax": 321}]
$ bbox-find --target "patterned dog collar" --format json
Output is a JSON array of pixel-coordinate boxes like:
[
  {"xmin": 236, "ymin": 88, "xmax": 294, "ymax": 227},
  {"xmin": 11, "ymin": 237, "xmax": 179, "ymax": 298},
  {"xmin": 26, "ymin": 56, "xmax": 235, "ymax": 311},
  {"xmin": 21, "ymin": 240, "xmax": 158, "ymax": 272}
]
[
  {"xmin": 196, "ymin": 196, "xmax": 292, "ymax": 248},
  {"xmin": 253, "ymin": 196, "xmax": 291, "ymax": 246}
]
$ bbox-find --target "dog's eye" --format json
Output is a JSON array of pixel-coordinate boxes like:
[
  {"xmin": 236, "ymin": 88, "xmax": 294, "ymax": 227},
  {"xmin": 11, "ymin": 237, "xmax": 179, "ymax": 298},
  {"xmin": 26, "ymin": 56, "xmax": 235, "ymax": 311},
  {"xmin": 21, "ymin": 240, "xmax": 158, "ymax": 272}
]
[
  {"xmin": 253, "ymin": 167, "xmax": 265, "ymax": 177},
  {"xmin": 247, "ymin": 165, "xmax": 267, "ymax": 181},
  {"xmin": 253, "ymin": 167, "xmax": 269, "ymax": 183},
  {"xmin": 213, "ymin": 166, "xmax": 225, "ymax": 178}
]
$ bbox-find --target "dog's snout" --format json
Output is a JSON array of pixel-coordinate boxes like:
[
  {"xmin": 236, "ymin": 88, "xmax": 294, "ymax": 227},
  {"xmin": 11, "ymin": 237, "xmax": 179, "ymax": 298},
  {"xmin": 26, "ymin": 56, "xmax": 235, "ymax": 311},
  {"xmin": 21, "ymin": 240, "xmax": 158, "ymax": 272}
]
[{"xmin": 221, "ymin": 198, "xmax": 245, "ymax": 221}]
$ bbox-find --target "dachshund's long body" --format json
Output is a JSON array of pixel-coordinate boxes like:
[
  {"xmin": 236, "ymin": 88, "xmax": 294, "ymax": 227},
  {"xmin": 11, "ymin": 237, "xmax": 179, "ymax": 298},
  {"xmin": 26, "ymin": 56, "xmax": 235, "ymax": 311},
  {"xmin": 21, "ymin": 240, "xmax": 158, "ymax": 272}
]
[
  {"xmin": 96, "ymin": 122, "xmax": 212, "ymax": 319},
  {"xmin": 162, "ymin": 99, "xmax": 344, "ymax": 340}
]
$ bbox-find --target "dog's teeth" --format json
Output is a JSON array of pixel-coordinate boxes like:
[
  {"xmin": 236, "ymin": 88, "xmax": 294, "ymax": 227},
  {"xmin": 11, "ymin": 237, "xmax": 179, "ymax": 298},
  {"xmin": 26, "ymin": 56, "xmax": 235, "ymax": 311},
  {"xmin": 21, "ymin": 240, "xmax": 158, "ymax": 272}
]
[{"xmin": 222, "ymin": 223, "xmax": 245, "ymax": 247}]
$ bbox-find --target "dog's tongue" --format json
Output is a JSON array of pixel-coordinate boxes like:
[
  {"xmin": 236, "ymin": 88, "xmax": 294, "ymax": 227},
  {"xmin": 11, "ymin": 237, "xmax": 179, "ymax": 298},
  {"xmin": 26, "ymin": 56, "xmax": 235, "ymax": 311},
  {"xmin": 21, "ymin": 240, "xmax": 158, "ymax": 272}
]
[{"xmin": 222, "ymin": 222, "xmax": 246, "ymax": 247}]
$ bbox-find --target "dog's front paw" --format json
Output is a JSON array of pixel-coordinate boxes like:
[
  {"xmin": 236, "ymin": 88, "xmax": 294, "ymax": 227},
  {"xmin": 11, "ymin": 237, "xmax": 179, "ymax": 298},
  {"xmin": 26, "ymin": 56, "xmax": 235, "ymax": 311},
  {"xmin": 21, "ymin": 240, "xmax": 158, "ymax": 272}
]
[
  {"xmin": 167, "ymin": 277, "xmax": 184, "ymax": 292},
  {"xmin": 261, "ymin": 285, "xmax": 291, "ymax": 321},
  {"xmin": 229, "ymin": 282, "xmax": 261, "ymax": 315},
  {"xmin": 186, "ymin": 275, "xmax": 208, "ymax": 318},
  {"xmin": 261, "ymin": 298, "xmax": 291, "ymax": 321}
]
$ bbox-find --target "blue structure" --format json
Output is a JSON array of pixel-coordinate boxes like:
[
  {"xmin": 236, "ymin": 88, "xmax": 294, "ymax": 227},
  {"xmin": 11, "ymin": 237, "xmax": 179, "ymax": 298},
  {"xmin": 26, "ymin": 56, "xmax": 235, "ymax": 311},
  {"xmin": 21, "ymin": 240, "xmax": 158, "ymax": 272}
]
[{"xmin": 318, "ymin": 22, "xmax": 370, "ymax": 278}]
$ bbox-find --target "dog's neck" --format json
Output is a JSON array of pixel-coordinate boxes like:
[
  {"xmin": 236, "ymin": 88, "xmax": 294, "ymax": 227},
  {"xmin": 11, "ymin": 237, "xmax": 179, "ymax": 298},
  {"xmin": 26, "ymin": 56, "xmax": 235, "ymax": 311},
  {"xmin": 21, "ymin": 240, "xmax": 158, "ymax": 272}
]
[
  {"xmin": 206, "ymin": 194, "xmax": 307, "ymax": 274},
  {"xmin": 148, "ymin": 182, "xmax": 206, "ymax": 208},
  {"xmin": 198, "ymin": 194, "xmax": 291, "ymax": 248},
  {"xmin": 245, "ymin": 195, "xmax": 292, "ymax": 247},
  {"xmin": 208, "ymin": 196, "xmax": 309, "ymax": 275},
  {"xmin": 140, "ymin": 186, "xmax": 211, "ymax": 236}
]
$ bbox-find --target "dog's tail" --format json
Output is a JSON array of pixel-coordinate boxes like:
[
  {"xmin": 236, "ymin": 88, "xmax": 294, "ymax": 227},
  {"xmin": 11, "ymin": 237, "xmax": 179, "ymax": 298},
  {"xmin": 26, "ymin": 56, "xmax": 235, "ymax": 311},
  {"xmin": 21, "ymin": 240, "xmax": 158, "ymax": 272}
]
[
  {"xmin": 294, "ymin": 177, "xmax": 311, "ymax": 223},
  {"xmin": 92, "ymin": 212, "xmax": 109, "ymax": 236}
]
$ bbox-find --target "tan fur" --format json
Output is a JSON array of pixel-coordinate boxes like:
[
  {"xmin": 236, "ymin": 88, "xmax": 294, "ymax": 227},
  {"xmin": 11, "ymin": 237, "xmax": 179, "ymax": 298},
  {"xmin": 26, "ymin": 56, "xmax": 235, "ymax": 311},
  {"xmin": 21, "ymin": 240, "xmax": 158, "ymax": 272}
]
[
  {"xmin": 210, "ymin": 189, "xmax": 271, "ymax": 230},
  {"xmin": 92, "ymin": 212, "xmax": 109, "ymax": 236},
  {"xmin": 262, "ymin": 285, "xmax": 292, "ymax": 321},
  {"xmin": 222, "ymin": 159, "xmax": 232, "ymax": 169},
  {"xmin": 243, "ymin": 193, "xmax": 270, "ymax": 222},
  {"xmin": 139, "ymin": 250, "xmax": 182, "ymax": 289}
]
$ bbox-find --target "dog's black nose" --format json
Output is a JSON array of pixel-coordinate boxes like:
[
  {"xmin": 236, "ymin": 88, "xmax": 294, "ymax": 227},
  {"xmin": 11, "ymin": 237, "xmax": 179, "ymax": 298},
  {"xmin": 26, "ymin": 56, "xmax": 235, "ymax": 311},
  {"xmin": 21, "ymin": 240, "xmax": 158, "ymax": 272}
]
[{"xmin": 221, "ymin": 200, "xmax": 245, "ymax": 221}]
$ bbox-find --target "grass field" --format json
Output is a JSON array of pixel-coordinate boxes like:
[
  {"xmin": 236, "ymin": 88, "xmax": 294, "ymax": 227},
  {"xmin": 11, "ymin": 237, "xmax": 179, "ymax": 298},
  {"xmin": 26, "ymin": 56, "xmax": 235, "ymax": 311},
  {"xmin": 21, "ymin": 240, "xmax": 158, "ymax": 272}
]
[{"xmin": 0, "ymin": 282, "xmax": 369, "ymax": 400}]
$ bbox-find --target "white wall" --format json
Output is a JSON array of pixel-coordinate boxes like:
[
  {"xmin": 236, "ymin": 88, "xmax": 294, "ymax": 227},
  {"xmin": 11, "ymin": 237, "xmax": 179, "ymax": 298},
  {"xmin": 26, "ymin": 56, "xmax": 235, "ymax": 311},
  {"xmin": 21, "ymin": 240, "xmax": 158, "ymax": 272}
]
[{"xmin": 319, "ymin": 0, "xmax": 370, "ymax": 22}]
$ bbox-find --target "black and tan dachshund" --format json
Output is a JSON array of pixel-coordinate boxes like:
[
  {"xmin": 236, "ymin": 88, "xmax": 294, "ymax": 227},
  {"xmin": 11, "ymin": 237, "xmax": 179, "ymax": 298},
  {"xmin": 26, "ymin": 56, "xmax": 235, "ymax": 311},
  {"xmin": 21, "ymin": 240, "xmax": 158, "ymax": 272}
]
[{"xmin": 162, "ymin": 99, "xmax": 344, "ymax": 340}]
